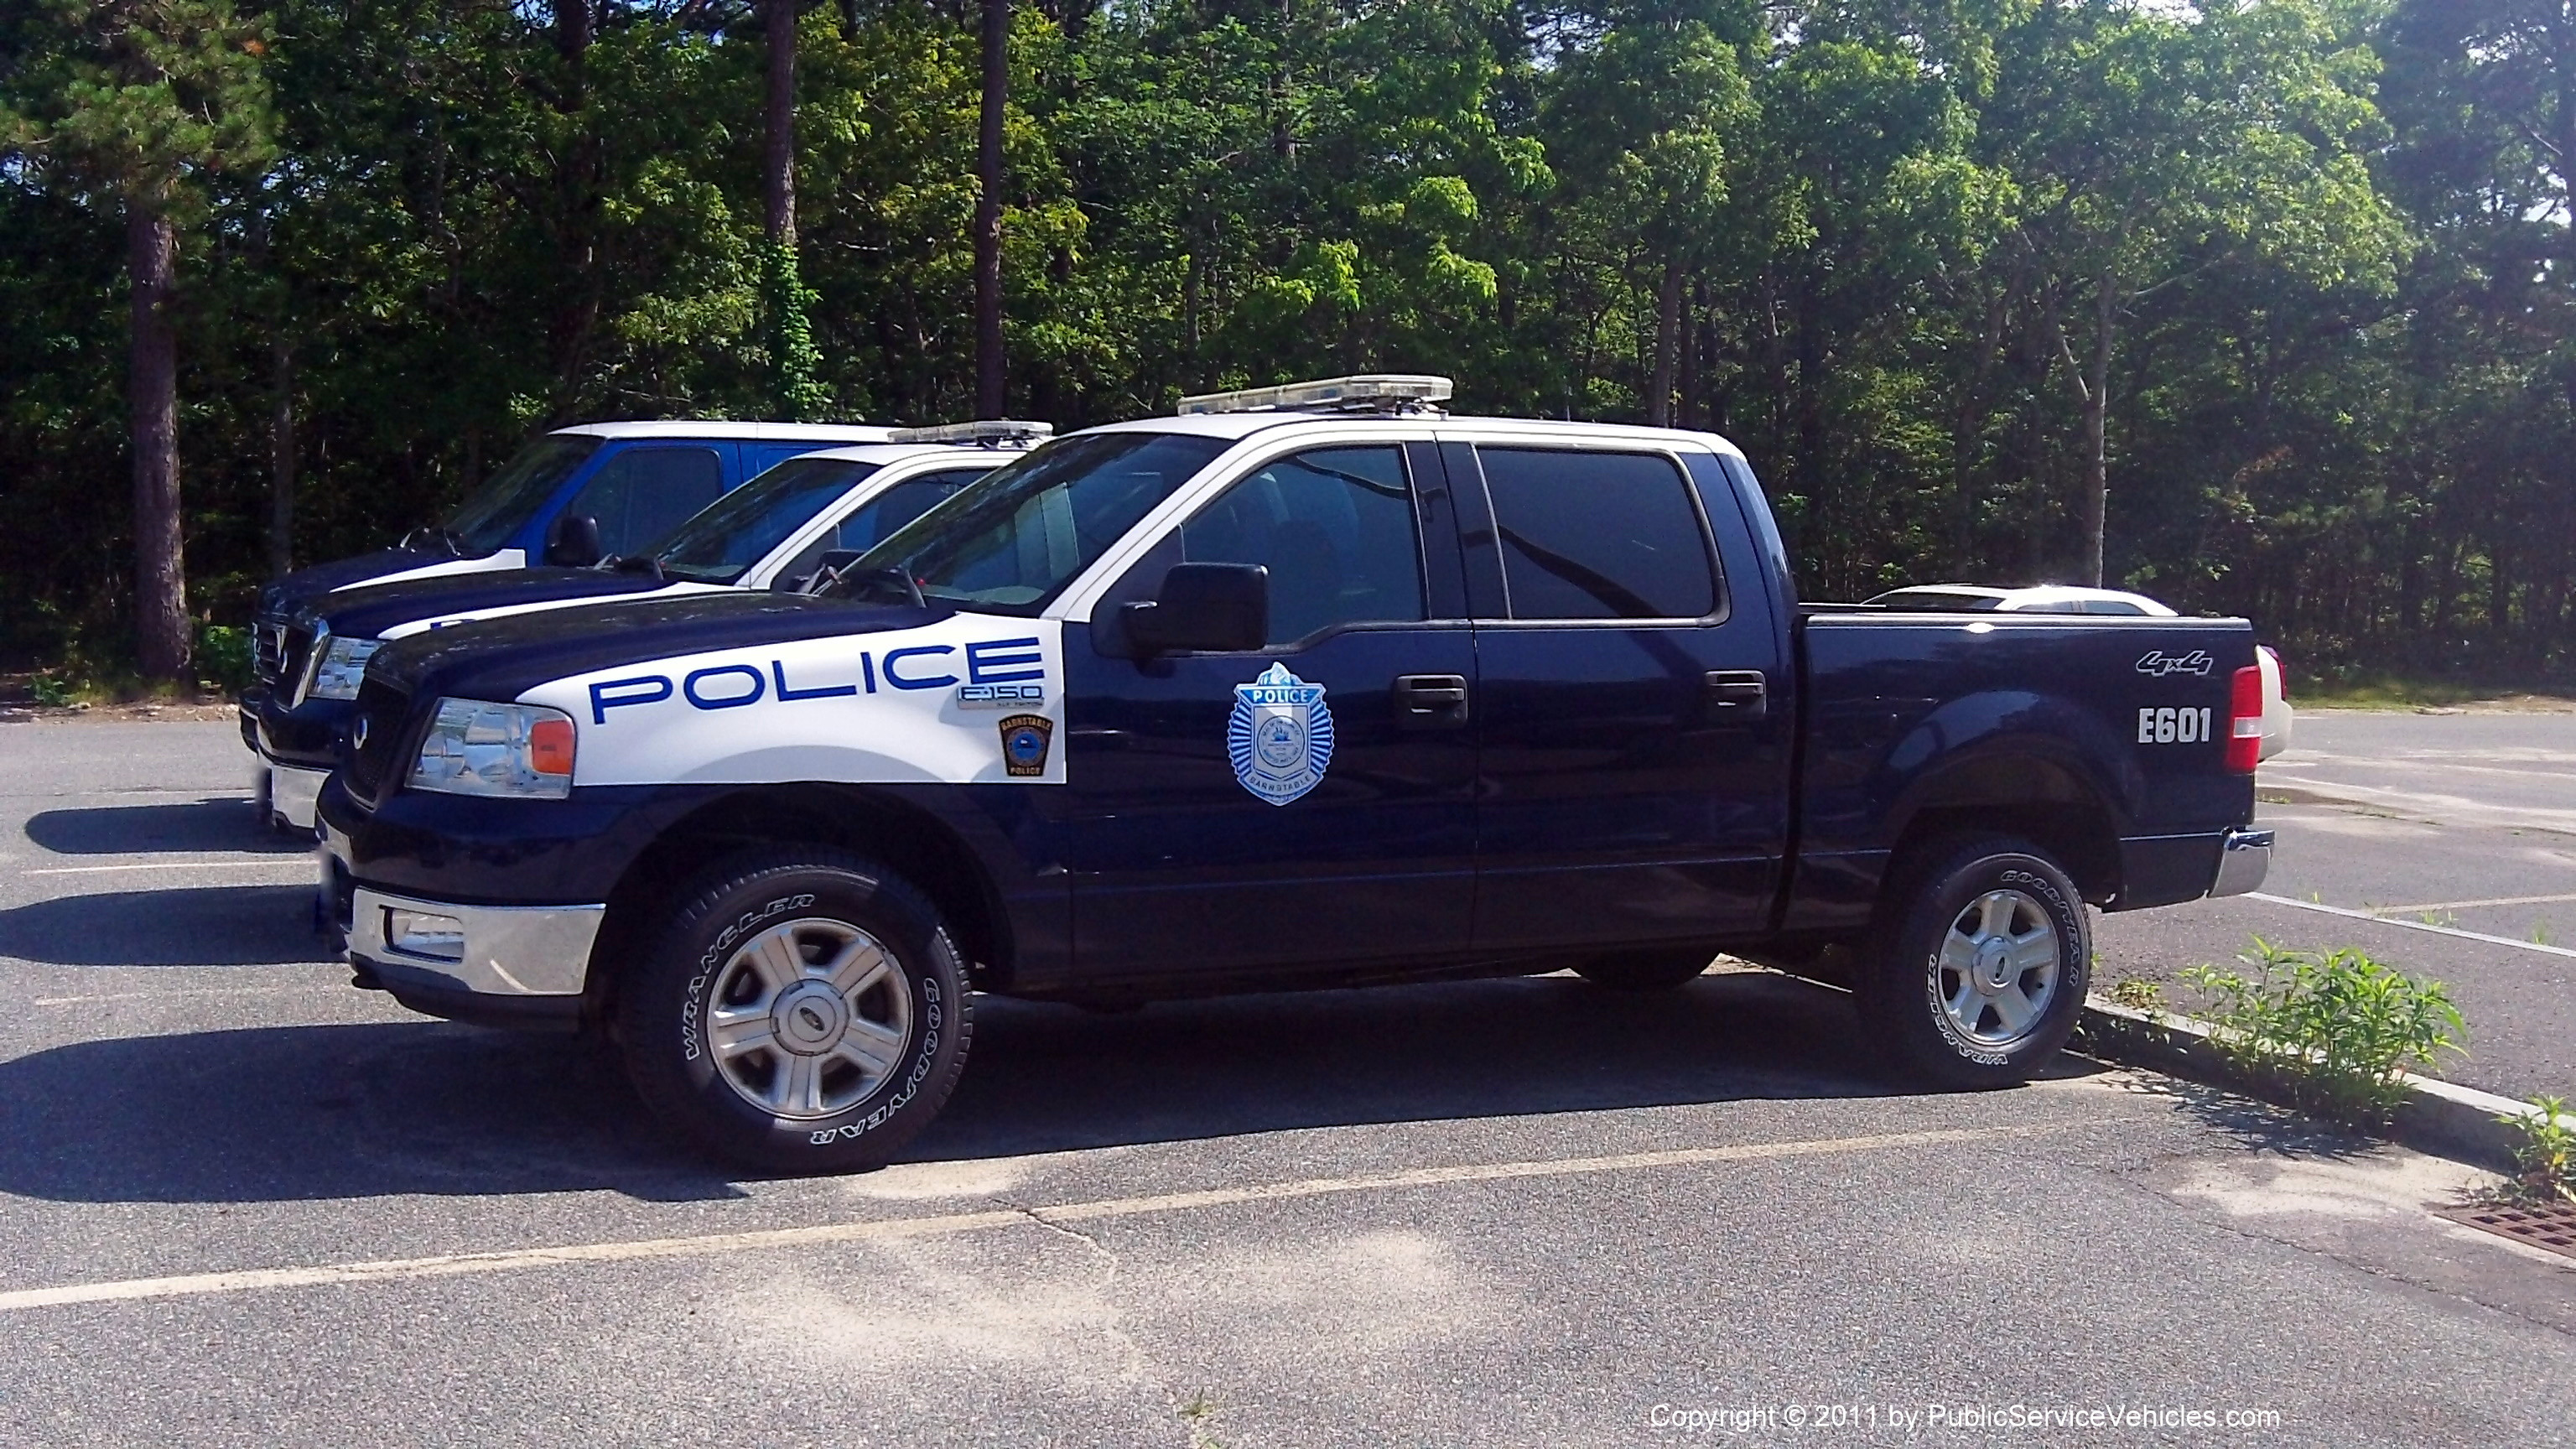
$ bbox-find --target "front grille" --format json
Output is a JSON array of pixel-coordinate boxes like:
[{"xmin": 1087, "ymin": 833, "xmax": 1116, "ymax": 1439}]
[
  {"xmin": 345, "ymin": 678, "xmax": 414, "ymax": 802},
  {"xmin": 254, "ymin": 617, "xmax": 288, "ymax": 683},
  {"xmin": 278, "ymin": 625, "xmax": 316, "ymax": 693}
]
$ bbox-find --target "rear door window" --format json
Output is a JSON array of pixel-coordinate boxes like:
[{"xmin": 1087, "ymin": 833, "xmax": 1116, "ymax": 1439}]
[
  {"xmin": 1475, "ymin": 448, "xmax": 1718, "ymax": 620},
  {"xmin": 564, "ymin": 445, "xmax": 725, "ymax": 558}
]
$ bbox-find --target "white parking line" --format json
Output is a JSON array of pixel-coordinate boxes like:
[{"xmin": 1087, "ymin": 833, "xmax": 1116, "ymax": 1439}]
[
  {"xmin": 2246, "ymin": 892, "xmax": 2576, "ymax": 959},
  {"xmin": 2374, "ymin": 891, "xmax": 2576, "ymax": 915},
  {"xmin": 0, "ymin": 1121, "xmax": 2097, "ymax": 1313},
  {"xmin": 31, "ymin": 984, "xmax": 332, "ymax": 1007},
  {"xmin": 27, "ymin": 860, "xmax": 310, "ymax": 876}
]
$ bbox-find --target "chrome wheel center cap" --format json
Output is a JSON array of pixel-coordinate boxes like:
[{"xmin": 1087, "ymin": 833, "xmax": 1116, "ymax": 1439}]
[
  {"xmin": 770, "ymin": 981, "xmax": 851, "ymax": 1056},
  {"xmin": 1974, "ymin": 941, "xmax": 2013, "ymax": 992}
]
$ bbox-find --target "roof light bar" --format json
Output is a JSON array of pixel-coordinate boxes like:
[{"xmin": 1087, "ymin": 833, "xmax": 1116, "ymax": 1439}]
[
  {"xmin": 1176, "ymin": 374, "xmax": 1453, "ymax": 417},
  {"xmin": 883, "ymin": 418, "xmax": 1055, "ymax": 446}
]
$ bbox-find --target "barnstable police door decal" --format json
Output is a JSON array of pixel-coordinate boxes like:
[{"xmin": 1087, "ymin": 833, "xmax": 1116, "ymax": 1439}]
[{"xmin": 1228, "ymin": 662, "xmax": 1335, "ymax": 806}]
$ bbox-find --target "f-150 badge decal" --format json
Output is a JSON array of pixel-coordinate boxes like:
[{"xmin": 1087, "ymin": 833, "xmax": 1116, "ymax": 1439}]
[
  {"xmin": 1228, "ymin": 663, "xmax": 1333, "ymax": 806},
  {"xmin": 2135, "ymin": 649, "xmax": 2214, "ymax": 678}
]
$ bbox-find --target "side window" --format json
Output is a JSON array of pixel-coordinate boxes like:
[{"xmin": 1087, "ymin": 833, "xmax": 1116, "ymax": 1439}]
[
  {"xmin": 1477, "ymin": 448, "xmax": 1718, "ymax": 620},
  {"xmin": 564, "ymin": 446, "xmax": 724, "ymax": 558},
  {"xmin": 834, "ymin": 469, "xmax": 987, "ymax": 553},
  {"xmin": 1176, "ymin": 445, "xmax": 1426, "ymax": 646},
  {"xmin": 778, "ymin": 469, "xmax": 989, "ymax": 584}
]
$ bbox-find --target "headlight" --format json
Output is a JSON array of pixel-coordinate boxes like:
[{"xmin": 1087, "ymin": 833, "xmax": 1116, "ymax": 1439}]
[
  {"xmin": 408, "ymin": 699, "xmax": 577, "ymax": 798},
  {"xmin": 304, "ymin": 636, "xmax": 385, "ymax": 701}
]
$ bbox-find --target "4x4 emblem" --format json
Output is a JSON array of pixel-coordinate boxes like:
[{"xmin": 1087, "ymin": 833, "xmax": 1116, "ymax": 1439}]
[{"xmin": 2135, "ymin": 649, "xmax": 2213, "ymax": 678}]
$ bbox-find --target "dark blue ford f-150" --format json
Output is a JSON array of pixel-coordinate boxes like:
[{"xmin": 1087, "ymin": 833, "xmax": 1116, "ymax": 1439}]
[{"xmin": 315, "ymin": 376, "xmax": 2272, "ymax": 1170}]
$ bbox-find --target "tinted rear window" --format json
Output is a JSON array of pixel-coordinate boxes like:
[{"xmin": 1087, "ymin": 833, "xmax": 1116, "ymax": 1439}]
[{"xmin": 1478, "ymin": 448, "xmax": 1717, "ymax": 620}]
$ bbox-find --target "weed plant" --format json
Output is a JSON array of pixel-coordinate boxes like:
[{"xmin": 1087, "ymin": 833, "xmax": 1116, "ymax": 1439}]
[{"xmin": 2184, "ymin": 938, "xmax": 2467, "ymax": 1129}]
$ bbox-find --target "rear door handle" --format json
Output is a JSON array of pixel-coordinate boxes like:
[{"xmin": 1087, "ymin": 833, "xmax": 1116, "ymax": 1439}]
[
  {"xmin": 1392, "ymin": 673, "xmax": 1470, "ymax": 728},
  {"xmin": 1704, "ymin": 670, "xmax": 1768, "ymax": 723}
]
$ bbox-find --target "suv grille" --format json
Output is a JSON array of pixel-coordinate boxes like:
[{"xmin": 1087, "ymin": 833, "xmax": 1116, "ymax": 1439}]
[
  {"xmin": 276, "ymin": 624, "xmax": 317, "ymax": 693},
  {"xmin": 254, "ymin": 617, "xmax": 289, "ymax": 683},
  {"xmin": 345, "ymin": 678, "xmax": 414, "ymax": 802}
]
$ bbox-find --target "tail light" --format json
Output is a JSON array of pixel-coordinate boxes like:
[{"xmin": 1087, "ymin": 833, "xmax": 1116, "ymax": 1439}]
[{"xmin": 2225, "ymin": 665, "xmax": 2263, "ymax": 773}]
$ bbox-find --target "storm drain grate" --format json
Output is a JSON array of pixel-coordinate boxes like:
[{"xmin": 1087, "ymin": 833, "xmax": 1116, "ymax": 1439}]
[{"xmin": 2438, "ymin": 1202, "xmax": 2576, "ymax": 1260}]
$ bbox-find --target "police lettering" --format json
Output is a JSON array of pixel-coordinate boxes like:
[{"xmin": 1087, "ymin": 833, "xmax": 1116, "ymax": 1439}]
[{"xmin": 584, "ymin": 640, "xmax": 1046, "ymax": 722}]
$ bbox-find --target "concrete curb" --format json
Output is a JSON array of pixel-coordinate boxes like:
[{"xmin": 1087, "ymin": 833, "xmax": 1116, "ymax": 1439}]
[{"xmin": 2073, "ymin": 997, "xmax": 2572, "ymax": 1174}]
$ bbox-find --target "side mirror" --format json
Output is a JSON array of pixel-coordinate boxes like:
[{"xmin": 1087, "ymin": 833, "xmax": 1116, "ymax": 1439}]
[
  {"xmin": 1120, "ymin": 563, "xmax": 1268, "ymax": 655},
  {"xmin": 543, "ymin": 512, "xmax": 604, "ymax": 569}
]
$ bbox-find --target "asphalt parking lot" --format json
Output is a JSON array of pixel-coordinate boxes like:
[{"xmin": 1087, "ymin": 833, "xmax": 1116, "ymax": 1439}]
[
  {"xmin": 2, "ymin": 719, "xmax": 2573, "ymax": 1446},
  {"xmin": 2096, "ymin": 708, "xmax": 2576, "ymax": 1101}
]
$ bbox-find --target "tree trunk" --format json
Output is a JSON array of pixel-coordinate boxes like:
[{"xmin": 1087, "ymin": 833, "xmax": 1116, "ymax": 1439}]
[
  {"xmin": 1646, "ymin": 250, "xmax": 1682, "ymax": 428},
  {"xmin": 762, "ymin": 0, "xmax": 797, "ymax": 246},
  {"xmin": 2080, "ymin": 267, "xmax": 2115, "ymax": 588},
  {"xmin": 1677, "ymin": 273, "xmax": 1703, "ymax": 430},
  {"xmin": 127, "ymin": 197, "xmax": 189, "ymax": 683},
  {"xmin": 549, "ymin": 0, "xmax": 600, "ymax": 413},
  {"xmin": 269, "ymin": 335, "xmax": 295, "ymax": 578},
  {"xmin": 974, "ymin": 0, "xmax": 1008, "ymax": 417}
]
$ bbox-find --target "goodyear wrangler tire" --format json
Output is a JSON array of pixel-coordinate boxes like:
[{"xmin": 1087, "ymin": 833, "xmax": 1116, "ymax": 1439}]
[
  {"xmin": 618, "ymin": 849, "xmax": 971, "ymax": 1172},
  {"xmin": 1858, "ymin": 834, "xmax": 2089, "ymax": 1090}
]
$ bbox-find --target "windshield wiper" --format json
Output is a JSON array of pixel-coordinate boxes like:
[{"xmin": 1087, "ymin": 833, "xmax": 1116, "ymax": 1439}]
[{"xmin": 398, "ymin": 526, "xmax": 467, "ymax": 557}]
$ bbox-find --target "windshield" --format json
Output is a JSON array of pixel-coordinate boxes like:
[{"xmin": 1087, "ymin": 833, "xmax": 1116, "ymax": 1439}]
[
  {"xmin": 443, "ymin": 434, "xmax": 604, "ymax": 555},
  {"xmin": 647, "ymin": 457, "xmax": 880, "ymax": 583},
  {"xmin": 846, "ymin": 431, "xmax": 1230, "ymax": 613}
]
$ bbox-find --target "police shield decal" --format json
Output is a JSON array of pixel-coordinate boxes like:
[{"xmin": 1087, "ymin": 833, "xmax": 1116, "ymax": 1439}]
[{"xmin": 1228, "ymin": 662, "xmax": 1334, "ymax": 806}]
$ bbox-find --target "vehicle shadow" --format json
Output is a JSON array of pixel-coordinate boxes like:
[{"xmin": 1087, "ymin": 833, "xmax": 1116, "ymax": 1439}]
[
  {"xmin": 0, "ymin": 885, "xmax": 325, "ymax": 967},
  {"xmin": 0, "ymin": 970, "xmax": 2054, "ymax": 1207},
  {"xmin": 23, "ymin": 797, "xmax": 304, "ymax": 855}
]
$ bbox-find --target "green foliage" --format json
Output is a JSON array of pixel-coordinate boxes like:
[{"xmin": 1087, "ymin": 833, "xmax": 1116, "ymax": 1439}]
[
  {"xmin": 195, "ymin": 621, "xmax": 251, "ymax": 692},
  {"xmin": 759, "ymin": 240, "xmax": 832, "ymax": 422},
  {"xmin": 2495, "ymin": 1095, "xmax": 2575, "ymax": 1206},
  {"xmin": 0, "ymin": 1, "xmax": 2571, "ymax": 680},
  {"xmin": 2107, "ymin": 978, "xmax": 2165, "ymax": 1015},
  {"xmin": 2184, "ymin": 938, "xmax": 2468, "ymax": 1129}
]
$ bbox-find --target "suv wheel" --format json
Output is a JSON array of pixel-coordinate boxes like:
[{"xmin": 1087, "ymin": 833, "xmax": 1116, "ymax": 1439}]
[
  {"xmin": 1860, "ymin": 834, "xmax": 2089, "ymax": 1088},
  {"xmin": 618, "ymin": 849, "xmax": 972, "ymax": 1171}
]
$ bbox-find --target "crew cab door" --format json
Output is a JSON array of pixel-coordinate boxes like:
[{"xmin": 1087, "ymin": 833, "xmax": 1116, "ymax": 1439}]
[
  {"xmin": 1056, "ymin": 440, "xmax": 1478, "ymax": 978},
  {"xmin": 1446, "ymin": 439, "xmax": 1792, "ymax": 950}
]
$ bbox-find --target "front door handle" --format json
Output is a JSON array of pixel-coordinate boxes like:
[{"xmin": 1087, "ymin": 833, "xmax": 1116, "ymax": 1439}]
[
  {"xmin": 1704, "ymin": 670, "xmax": 1768, "ymax": 723},
  {"xmin": 1392, "ymin": 673, "xmax": 1470, "ymax": 728}
]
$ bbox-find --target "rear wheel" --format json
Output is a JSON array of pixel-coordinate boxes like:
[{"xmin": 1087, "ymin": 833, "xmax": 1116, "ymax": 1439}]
[
  {"xmin": 1859, "ymin": 834, "xmax": 2088, "ymax": 1088},
  {"xmin": 1572, "ymin": 948, "xmax": 1714, "ymax": 992},
  {"xmin": 617, "ymin": 849, "xmax": 972, "ymax": 1171}
]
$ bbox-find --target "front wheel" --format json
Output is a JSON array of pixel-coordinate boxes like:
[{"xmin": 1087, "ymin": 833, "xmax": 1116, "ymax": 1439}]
[
  {"xmin": 1859, "ymin": 834, "xmax": 2090, "ymax": 1089},
  {"xmin": 618, "ymin": 849, "xmax": 973, "ymax": 1171}
]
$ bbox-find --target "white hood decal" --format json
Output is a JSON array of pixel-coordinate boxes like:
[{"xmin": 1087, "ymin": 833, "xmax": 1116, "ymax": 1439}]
[{"xmin": 515, "ymin": 615, "xmax": 1067, "ymax": 787}]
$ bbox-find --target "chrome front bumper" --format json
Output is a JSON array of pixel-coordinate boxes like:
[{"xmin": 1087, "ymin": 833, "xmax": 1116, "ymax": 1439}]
[
  {"xmin": 335, "ymin": 870, "xmax": 605, "ymax": 999},
  {"xmin": 260, "ymin": 760, "xmax": 329, "ymax": 832},
  {"xmin": 2209, "ymin": 828, "xmax": 2273, "ymax": 898}
]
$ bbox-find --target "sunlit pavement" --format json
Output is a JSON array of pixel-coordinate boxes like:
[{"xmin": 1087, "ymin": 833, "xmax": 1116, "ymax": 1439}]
[{"xmin": 1, "ymin": 719, "xmax": 2570, "ymax": 1446}]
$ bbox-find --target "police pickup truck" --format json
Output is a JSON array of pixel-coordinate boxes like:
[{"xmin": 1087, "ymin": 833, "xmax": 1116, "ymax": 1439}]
[
  {"xmin": 318, "ymin": 375, "xmax": 2273, "ymax": 1171},
  {"xmin": 245, "ymin": 423, "xmax": 1041, "ymax": 831}
]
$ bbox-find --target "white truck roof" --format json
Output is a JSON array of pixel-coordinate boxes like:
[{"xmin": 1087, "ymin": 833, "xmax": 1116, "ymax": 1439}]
[{"xmin": 553, "ymin": 420, "xmax": 895, "ymax": 443}]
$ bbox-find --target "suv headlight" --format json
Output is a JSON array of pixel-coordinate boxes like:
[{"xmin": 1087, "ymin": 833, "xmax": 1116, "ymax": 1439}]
[
  {"xmin": 304, "ymin": 636, "xmax": 385, "ymax": 702},
  {"xmin": 408, "ymin": 699, "xmax": 577, "ymax": 798}
]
